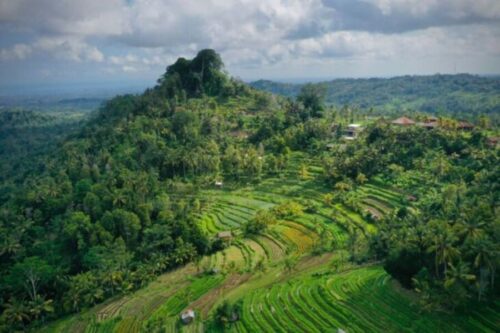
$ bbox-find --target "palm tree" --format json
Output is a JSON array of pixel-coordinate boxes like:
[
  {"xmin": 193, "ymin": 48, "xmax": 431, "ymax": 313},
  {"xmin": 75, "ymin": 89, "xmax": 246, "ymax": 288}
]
[
  {"xmin": 0, "ymin": 234, "xmax": 22, "ymax": 256},
  {"xmin": 3, "ymin": 299, "xmax": 30, "ymax": 327},
  {"xmin": 427, "ymin": 222, "xmax": 460, "ymax": 277},
  {"xmin": 455, "ymin": 213, "xmax": 486, "ymax": 244},
  {"xmin": 112, "ymin": 189, "xmax": 127, "ymax": 208},
  {"xmin": 28, "ymin": 297, "xmax": 54, "ymax": 322},
  {"xmin": 471, "ymin": 238, "xmax": 497, "ymax": 296},
  {"xmin": 444, "ymin": 261, "xmax": 476, "ymax": 290}
]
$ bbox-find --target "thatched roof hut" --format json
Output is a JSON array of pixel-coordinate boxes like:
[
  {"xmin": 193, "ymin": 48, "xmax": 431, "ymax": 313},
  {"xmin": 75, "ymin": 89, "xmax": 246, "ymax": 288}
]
[
  {"xmin": 217, "ymin": 231, "xmax": 233, "ymax": 241},
  {"xmin": 391, "ymin": 116, "xmax": 415, "ymax": 126},
  {"xmin": 457, "ymin": 121, "xmax": 474, "ymax": 130},
  {"xmin": 181, "ymin": 309, "xmax": 195, "ymax": 324}
]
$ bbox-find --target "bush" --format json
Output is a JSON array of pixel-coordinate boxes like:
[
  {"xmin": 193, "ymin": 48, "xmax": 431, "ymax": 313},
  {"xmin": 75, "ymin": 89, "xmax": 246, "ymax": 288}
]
[
  {"xmin": 214, "ymin": 300, "xmax": 242, "ymax": 328},
  {"xmin": 272, "ymin": 201, "xmax": 304, "ymax": 219},
  {"xmin": 243, "ymin": 209, "xmax": 276, "ymax": 235}
]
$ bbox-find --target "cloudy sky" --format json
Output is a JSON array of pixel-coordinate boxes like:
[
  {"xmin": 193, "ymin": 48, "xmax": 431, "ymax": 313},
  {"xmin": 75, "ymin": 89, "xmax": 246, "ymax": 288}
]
[{"xmin": 1, "ymin": 0, "xmax": 500, "ymax": 91}]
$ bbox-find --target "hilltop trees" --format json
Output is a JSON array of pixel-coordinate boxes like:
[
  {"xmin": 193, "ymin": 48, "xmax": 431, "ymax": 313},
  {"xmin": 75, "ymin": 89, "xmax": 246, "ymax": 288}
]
[
  {"xmin": 0, "ymin": 49, "xmax": 246, "ymax": 330},
  {"xmin": 157, "ymin": 49, "xmax": 226, "ymax": 99},
  {"xmin": 0, "ymin": 49, "xmax": 326, "ymax": 330},
  {"xmin": 297, "ymin": 84, "xmax": 326, "ymax": 118}
]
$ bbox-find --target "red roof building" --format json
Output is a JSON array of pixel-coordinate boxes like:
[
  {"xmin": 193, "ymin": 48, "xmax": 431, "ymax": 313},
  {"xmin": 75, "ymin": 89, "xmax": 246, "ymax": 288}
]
[{"xmin": 391, "ymin": 116, "xmax": 416, "ymax": 126}]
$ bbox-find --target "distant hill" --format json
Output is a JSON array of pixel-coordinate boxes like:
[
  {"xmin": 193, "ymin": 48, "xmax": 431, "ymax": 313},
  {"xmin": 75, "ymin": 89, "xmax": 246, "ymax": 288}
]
[
  {"xmin": 57, "ymin": 97, "xmax": 106, "ymax": 109},
  {"xmin": 0, "ymin": 109, "xmax": 87, "ymax": 129},
  {"xmin": 250, "ymin": 74, "xmax": 500, "ymax": 115},
  {"xmin": 0, "ymin": 109, "xmax": 56, "ymax": 129}
]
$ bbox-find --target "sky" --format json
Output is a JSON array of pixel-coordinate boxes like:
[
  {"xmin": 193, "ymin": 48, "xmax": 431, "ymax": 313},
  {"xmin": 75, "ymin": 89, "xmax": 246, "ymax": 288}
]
[{"xmin": 1, "ymin": 0, "xmax": 500, "ymax": 92}]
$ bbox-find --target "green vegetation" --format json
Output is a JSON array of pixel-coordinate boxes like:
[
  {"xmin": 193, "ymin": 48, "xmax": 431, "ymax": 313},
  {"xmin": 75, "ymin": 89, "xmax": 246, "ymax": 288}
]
[
  {"xmin": 0, "ymin": 109, "xmax": 88, "ymax": 199},
  {"xmin": 251, "ymin": 74, "xmax": 500, "ymax": 121},
  {"xmin": 0, "ymin": 50, "xmax": 498, "ymax": 332}
]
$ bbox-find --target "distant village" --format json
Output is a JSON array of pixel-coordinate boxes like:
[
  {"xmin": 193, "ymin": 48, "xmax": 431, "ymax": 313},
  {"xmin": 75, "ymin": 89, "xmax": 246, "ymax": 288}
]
[{"xmin": 342, "ymin": 115, "xmax": 475, "ymax": 140}]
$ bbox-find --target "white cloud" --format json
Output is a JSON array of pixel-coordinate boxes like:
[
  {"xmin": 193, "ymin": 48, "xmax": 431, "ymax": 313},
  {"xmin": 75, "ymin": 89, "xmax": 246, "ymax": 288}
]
[
  {"xmin": 0, "ymin": 37, "xmax": 104, "ymax": 63},
  {"xmin": 0, "ymin": 0, "xmax": 499, "ymax": 80},
  {"xmin": 275, "ymin": 24, "xmax": 500, "ymax": 62},
  {"xmin": 366, "ymin": 0, "xmax": 500, "ymax": 19},
  {"xmin": 0, "ymin": 0, "xmax": 127, "ymax": 36},
  {"xmin": 34, "ymin": 37, "xmax": 105, "ymax": 62},
  {"xmin": 0, "ymin": 43, "xmax": 32, "ymax": 60}
]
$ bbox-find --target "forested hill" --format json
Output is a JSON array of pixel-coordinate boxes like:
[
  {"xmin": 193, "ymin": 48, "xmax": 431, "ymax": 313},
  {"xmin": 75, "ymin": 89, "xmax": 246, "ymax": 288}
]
[
  {"xmin": 250, "ymin": 74, "xmax": 500, "ymax": 116},
  {"xmin": 0, "ymin": 109, "xmax": 59, "ymax": 129},
  {"xmin": 0, "ymin": 49, "xmax": 280, "ymax": 330},
  {"xmin": 1, "ymin": 48, "xmax": 499, "ymax": 332}
]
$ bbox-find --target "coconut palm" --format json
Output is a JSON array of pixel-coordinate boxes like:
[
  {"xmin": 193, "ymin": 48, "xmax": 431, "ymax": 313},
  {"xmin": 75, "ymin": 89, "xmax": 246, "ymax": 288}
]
[
  {"xmin": 427, "ymin": 222, "xmax": 460, "ymax": 277},
  {"xmin": 444, "ymin": 261, "xmax": 476, "ymax": 289},
  {"xmin": 3, "ymin": 299, "xmax": 30, "ymax": 327}
]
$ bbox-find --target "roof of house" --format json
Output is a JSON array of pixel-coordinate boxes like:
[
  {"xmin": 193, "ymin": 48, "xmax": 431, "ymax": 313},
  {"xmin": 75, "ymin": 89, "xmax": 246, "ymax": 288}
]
[
  {"xmin": 391, "ymin": 116, "xmax": 415, "ymax": 125},
  {"xmin": 217, "ymin": 231, "xmax": 232, "ymax": 239},
  {"xmin": 487, "ymin": 137, "xmax": 499, "ymax": 146},
  {"xmin": 229, "ymin": 130, "xmax": 249, "ymax": 138},
  {"xmin": 347, "ymin": 123, "xmax": 362, "ymax": 128},
  {"xmin": 181, "ymin": 309, "xmax": 195, "ymax": 319},
  {"xmin": 457, "ymin": 121, "xmax": 474, "ymax": 129},
  {"xmin": 420, "ymin": 122, "xmax": 438, "ymax": 128}
]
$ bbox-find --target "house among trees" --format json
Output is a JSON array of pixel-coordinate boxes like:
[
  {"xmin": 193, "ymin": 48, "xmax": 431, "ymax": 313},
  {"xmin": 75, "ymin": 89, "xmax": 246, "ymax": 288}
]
[
  {"xmin": 457, "ymin": 121, "xmax": 474, "ymax": 131},
  {"xmin": 344, "ymin": 124, "xmax": 363, "ymax": 140},
  {"xmin": 215, "ymin": 180, "xmax": 223, "ymax": 187},
  {"xmin": 420, "ymin": 121, "xmax": 438, "ymax": 129},
  {"xmin": 181, "ymin": 309, "xmax": 195, "ymax": 324},
  {"xmin": 217, "ymin": 231, "xmax": 233, "ymax": 241},
  {"xmin": 229, "ymin": 130, "xmax": 249, "ymax": 139},
  {"xmin": 419, "ymin": 116, "xmax": 438, "ymax": 129},
  {"xmin": 407, "ymin": 195, "xmax": 417, "ymax": 202},
  {"xmin": 487, "ymin": 137, "xmax": 499, "ymax": 148},
  {"xmin": 391, "ymin": 116, "xmax": 415, "ymax": 126}
]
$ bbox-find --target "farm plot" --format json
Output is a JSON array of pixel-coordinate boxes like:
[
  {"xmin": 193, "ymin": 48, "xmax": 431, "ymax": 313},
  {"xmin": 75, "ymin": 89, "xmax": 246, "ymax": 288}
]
[
  {"xmin": 233, "ymin": 266, "xmax": 500, "ymax": 333},
  {"xmin": 40, "ymin": 150, "xmax": 497, "ymax": 333}
]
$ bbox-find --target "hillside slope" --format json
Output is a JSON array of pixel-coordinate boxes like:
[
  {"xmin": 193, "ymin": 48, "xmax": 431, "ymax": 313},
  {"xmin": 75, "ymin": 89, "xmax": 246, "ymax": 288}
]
[{"xmin": 250, "ymin": 74, "xmax": 500, "ymax": 116}]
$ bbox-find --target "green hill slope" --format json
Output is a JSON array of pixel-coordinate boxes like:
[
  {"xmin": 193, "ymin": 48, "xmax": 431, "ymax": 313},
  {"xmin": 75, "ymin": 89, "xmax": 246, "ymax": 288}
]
[{"xmin": 250, "ymin": 74, "xmax": 500, "ymax": 116}]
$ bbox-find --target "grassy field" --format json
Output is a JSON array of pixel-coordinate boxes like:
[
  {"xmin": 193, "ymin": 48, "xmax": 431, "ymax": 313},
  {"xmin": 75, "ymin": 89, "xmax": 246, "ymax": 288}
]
[{"xmin": 40, "ymin": 152, "xmax": 499, "ymax": 333}]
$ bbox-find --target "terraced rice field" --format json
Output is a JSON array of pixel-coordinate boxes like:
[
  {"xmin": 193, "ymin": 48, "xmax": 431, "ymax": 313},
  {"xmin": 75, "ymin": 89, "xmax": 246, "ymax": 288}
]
[
  {"xmin": 40, "ymin": 152, "xmax": 499, "ymax": 333},
  {"xmin": 234, "ymin": 266, "xmax": 499, "ymax": 333}
]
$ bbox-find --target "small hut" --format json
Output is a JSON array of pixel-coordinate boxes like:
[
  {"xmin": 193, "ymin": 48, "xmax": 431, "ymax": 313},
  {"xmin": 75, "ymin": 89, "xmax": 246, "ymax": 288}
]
[
  {"xmin": 181, "ymin": 309, "xmax": 195, "ymax": 324},
  {"xmin": 215, "ymin": 180, "xmax": 223, "ymax": 188},
  {"xmin": 344, "ymin": 124, "xmax": 363, "ymax": 139},
  {"xmin": 391, "ymin": 116, "xmax": 415, "ymax": 126},
  {"xmin": 217, "ymin": 231, "xmax": 233, "ymax": 242},
  {"xmin": 457, "ymin": 121, "xmax": 474, "ymax": 131},
  {"xmin": 422, "ymin": 122, "xmax": 438, "ymax": 129},
  {"xmin": 487, "ymin": 137, "xmax": 499, "ymax": 148},
  {"xmin": 419, "ymin": 120, "xmax": 438, "ymax": 130},
  {"xmin": 407, "ymin": 195, "xmax": 417, "ymax": 202}
]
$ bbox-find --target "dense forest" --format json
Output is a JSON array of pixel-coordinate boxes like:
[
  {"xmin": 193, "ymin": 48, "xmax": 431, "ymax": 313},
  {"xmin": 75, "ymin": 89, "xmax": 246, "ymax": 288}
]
[
  {"xmin": 0, "ymin": 50, "xmax": 498, "ymax": 332},
  {"xmin": 250, "ymin": 75, "xmax": 500, "ymax": 121},
  {"xmin": 0, "ymin": 109, "xmax": 88, "ymax": 194}
]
